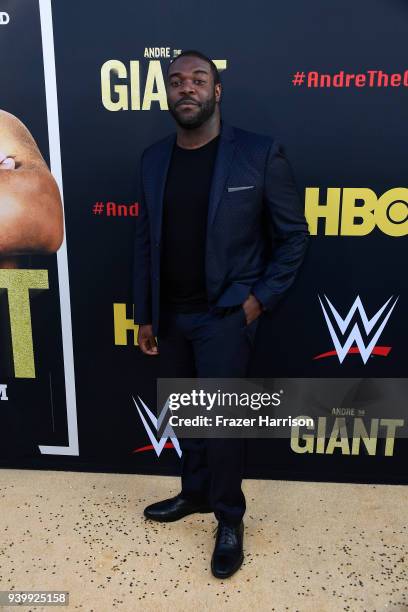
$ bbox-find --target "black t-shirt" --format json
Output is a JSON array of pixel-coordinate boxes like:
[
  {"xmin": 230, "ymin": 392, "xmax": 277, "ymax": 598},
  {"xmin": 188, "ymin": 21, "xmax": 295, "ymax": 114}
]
[{"xmin": 160, "ymin": 134, "xmax": 220, "ymax": 313}]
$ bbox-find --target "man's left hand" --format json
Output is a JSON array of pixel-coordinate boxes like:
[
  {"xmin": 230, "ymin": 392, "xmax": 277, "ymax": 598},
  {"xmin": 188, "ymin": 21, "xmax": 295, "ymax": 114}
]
[{"xmin": 242, "ymin": 293, "xmax": 263, "ymax": 325}]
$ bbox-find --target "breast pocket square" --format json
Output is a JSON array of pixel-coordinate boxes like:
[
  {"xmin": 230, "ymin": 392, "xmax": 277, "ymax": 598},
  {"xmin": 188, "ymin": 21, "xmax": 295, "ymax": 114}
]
[{"xmin": 227, "ymin": 185, "xmax": 255, "ymax": 192}]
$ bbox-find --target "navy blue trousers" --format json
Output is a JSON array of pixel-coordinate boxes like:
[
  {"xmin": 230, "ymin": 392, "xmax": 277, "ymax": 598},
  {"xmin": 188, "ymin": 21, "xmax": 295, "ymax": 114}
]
[{"xmin": 157, "ymin": 306, "xmax": 259, "ymax": 525}]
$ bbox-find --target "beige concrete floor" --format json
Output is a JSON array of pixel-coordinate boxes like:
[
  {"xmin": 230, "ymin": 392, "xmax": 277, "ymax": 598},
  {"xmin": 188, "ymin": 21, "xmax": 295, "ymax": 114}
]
[{"xmin": 0, "ymin": 470, "xmax": 407, "ymax": 612}]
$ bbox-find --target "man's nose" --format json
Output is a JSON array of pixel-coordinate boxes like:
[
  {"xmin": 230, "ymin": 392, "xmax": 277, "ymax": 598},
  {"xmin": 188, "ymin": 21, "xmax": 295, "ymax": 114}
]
[{"xmin": 179, "ymin": 80, "xmax": 196, "ymax": 95}]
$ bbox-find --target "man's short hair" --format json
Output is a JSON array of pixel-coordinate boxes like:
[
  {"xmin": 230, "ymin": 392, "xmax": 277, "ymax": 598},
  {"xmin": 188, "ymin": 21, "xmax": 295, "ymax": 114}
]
[{"xmin": 167, "ymin": 50, "xmax": 221, "ymax": 85}]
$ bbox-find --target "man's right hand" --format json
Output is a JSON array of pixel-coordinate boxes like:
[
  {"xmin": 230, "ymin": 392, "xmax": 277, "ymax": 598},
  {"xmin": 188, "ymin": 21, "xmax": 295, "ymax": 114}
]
[{"xmin": 137, "ymin": 324, "xmax": 159, "ymax": 355}]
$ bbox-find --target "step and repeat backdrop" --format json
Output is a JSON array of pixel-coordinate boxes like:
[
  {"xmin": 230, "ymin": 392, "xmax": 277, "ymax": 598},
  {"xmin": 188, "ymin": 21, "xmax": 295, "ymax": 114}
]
[{"xmin": 0, "ymin": 0, "xmax": 407, "ymax": 482}]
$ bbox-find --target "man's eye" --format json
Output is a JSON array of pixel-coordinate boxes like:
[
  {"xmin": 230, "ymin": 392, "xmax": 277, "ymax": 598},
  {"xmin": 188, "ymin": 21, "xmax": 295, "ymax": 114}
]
[
  {"xmin": 170, "ymin": 81, "xmax": 180, "ymax": 87},
  {"xmin": 195, "ymin": 80, "xmax": 205, "ymax": 85}
]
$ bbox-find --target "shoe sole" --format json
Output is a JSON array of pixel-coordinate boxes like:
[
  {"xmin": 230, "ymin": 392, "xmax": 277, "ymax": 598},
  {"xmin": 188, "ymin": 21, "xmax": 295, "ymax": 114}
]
[
  {"xmin": 144, "ymin": 506, "xmax": 213, "ymax": 522},
  {"xmin": 211, "ymin": 552, "xmax": 244, "ymax": 579}
]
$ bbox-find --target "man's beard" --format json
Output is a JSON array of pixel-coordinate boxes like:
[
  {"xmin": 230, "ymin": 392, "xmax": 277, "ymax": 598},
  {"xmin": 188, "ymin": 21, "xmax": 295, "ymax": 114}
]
[{"xmin": 168, "ymin": 94, "xmax": 217, "ymax": 129}]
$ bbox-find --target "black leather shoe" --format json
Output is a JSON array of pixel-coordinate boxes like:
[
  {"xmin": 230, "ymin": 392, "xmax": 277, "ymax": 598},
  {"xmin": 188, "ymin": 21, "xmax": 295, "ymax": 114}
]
[
  {"xmin": 211, "ymin": 520, "xmax": 244, "ymax": 578},
  {"xmin": 144, "ymin": 493, "xmax": 212, "ymax": 522}
]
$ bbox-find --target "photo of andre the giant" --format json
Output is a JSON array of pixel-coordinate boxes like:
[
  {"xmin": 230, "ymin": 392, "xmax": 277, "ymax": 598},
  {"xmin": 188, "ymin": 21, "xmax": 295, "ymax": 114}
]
[
  {"xmin": 132, "ymin": 50, "xmax": 310, "ymax": 579},
  {"xmin": 0, "ymin": 109, "xmax": 64, "ymax": 269}
]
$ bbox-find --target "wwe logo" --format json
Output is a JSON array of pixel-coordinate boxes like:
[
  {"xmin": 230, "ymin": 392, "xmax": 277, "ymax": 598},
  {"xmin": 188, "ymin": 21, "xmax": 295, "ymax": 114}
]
[
  {"xmin": 132, "ymin": 395, "xmax": 182, "ymax": 457},
  {"xmin": 317, "ymin": 295, "xmax": 398, "ymax": 364}
]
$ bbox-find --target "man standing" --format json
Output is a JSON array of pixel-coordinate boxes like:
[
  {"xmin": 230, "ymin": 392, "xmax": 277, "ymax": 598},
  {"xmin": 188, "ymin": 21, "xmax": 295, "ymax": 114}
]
[{"xmin": 133, "ymin": 50, "xmax": 309, "ymax": 578}]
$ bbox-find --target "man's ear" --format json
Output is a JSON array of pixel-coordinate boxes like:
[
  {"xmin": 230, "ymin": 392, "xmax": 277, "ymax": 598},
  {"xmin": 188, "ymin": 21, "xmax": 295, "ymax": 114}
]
[{"xmin": 215, "ymin": 83, "xmax": 222, "ymax": 103}]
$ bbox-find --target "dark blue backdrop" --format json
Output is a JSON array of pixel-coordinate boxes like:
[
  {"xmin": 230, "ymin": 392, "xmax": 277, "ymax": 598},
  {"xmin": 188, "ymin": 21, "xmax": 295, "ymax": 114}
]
[{"xmin": 0, "ymin": 0, "xmax": 406, "ymax": 483}]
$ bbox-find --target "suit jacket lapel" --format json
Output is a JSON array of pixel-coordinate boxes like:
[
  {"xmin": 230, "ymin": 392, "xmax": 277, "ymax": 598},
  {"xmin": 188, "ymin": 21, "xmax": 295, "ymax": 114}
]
[
  {"xmin": 208, "ymin": 121, "xmax": 236, "ymax": 226},
  {"xmin": 152, "ymin": 133, "xmax": 176, "ymax": 242},
  {"xmin": 152, "ymin": 121, "xmax": 236, "ymax": 241}
]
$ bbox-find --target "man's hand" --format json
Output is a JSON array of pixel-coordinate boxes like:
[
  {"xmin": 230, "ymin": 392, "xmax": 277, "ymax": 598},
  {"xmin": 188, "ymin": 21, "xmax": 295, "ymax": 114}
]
[
  {"xmin": 242, "ymin": 293, "xmax": 263, "ymax": 325},
  {"xmin": 137, "ymin": 324, "xmax": 159, "ymax": 355}
]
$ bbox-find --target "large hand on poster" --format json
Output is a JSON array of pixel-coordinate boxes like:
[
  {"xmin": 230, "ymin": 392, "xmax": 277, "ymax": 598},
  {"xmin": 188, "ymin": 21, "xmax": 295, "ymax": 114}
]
[{"xmin": 0, "ymin": 110, "xmax": 64, "ymax": 267}]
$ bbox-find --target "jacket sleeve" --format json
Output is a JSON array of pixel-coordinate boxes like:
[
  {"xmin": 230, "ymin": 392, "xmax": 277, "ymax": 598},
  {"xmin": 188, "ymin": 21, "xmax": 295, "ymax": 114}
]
[
  {"xmin": 251, "ymin": 140, "xmax": 310, "ymax": 311},
  {"xmin": 132, "ymin": 150, "xmax": 152, "ymax": 325}
]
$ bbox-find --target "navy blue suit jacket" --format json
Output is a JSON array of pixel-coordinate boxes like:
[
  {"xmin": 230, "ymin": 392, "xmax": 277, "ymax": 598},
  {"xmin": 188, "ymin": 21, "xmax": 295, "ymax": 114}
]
[{"xmin": 133, "ymin": 120, "xmax": 309, "ymax": 335}]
